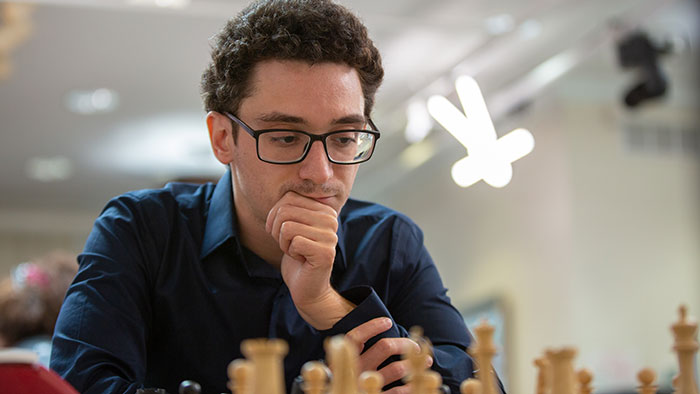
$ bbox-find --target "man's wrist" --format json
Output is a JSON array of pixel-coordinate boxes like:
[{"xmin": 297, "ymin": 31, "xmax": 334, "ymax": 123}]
[{"xmin": 296, "ymin": 289, "xmax": 356, "ymax": 330}]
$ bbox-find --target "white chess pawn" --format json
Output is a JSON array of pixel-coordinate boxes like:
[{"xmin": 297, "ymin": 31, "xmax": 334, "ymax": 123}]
[
  {"xmin": 461, "ymin": 379, "xmax": 483, "ymax": 394},
  {"xmin": 227, "ymin": 359, "xmax": 253, "ymax": 394},
  {"xmin": 358, "ymin": 371, "xmax": 384, "ymax": 394},
  {"xmin": 637, "ymin": 368, "xmax": 658, "ymax": 394},
  {"xmin": 301, "ymin": 361, "xmax": 328, "ymax": 394},
  {"xmin": 577, "ymin": 368, "xmax": 593, "ymax": 394}
]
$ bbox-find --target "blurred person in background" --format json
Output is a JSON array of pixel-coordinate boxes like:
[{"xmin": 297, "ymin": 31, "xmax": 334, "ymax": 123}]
[{"xmin": 0, "ymin": 250, "xmax": 77, "ymax": 366}]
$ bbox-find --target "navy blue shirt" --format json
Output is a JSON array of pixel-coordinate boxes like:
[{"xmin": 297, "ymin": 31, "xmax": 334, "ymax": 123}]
[{"xmin": 50, "ymin": 171, "xmax": 476, "ymax": 394}]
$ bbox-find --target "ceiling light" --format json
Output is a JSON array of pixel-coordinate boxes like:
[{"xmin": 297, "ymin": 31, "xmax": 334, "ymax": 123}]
[
  {"xmin": 93, "ymin": 113, "xmax": 224, "ymax": 178},
  {"xmin": 26, "ymin": 156, "xmax": 73, "ymax": 182},
  {"xmin": 65, "ymin": 88, "xmax": 119, "ymax": 115},
  {"xmin": 518, "ymin": 19, "xmax": 542, "ymax": 40},
  {"xmin": 485, "ymin": 14, "xmax": 515, "ymax": 36},
  {"xmin": 427, "ymin": 76, "xmax": 534, "ymax": 188}
]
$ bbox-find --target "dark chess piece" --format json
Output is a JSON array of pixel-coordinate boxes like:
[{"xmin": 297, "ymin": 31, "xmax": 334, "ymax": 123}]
[{"xmin": 179, "ymin": 380, "xmax": 202, "ymax": 394}]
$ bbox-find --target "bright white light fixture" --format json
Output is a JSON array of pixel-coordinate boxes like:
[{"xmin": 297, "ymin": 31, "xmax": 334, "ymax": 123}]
[
  {"xmin": 65, "ymin": 88, "xmax": 119, "ymax": 115},
  {"xmin": 427, "ymin": 76, "xmax": 534, "ymax": 188},
  {"xmin": 26, "ymin": 156, "xmax": 73, "ymax": 182},
  {"xmin": 484, "ymin": 13, "xmax": 515, "ymax": 36},
  {"xmin": 94, "ymin": 113, "xmax": 224, "ymax": 178}
]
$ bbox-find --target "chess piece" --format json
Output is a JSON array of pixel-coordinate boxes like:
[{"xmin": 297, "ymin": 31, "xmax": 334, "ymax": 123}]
[
  {"xmin": 577, "ymin": 368, "xmax": 593, "ymax": 394},
  {"xmin": 637, "ymin": 368, "xmax": 658, "ymax": 394},
  {"xmin": 469, "ymin": 320, "xmax": 498, "ymax": 394},
  {"xmin": 403, "ymin": 326, "xmax": 435, "ymax": 393},
  {"xmin": 241, "ymin": 339, "xmax": 288, "ymax": 394},
  {"xmin": 179, "ymin": 380, "xmax": 202, "ymax": 394},
  {"xmin": 301, "ymin": 361, "xmax": 328, "ymax": 394},
  {"xmin": 671, "ymin": 305, "xmax": 699, "ymax": 394},
  {"xmin": 325, "ymin": 335, "xmax": 358, "ymax": 394},
  {"xmin": 358, "ymin": 371, "xmax": 384, "ymax": 394},
  {"xmin": 228, "ymin": 359, "xmax": 253, "ymax": 394},
  {"xmin": 546, "ymin": 347, "xmax": 577, "ymax": 394},
  {"xmin": 461, "ymin": 379, "xmax": 483, "ymax": 394},
  {"xmin": 424, "ymin": 370, "xmax": 443, "ymax": 394},
  {"xmin": 533, "ymin": 356, "xmax": 551, "ymax": 394}
]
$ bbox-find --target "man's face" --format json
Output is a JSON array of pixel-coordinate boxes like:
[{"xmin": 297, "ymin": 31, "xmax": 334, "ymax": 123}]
[{"xmin": 230, "ymin": 59, "xmax": 365, "ymax": 227}]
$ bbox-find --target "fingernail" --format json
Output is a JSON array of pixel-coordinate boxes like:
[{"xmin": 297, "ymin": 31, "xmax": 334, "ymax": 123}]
[
  {"xmin": 382, "ymin": 317, "xmax": 392, "ymax": 327},
  {"xmin": 427, "ymin": 356, "xmax": 434, "ymax": 366}
]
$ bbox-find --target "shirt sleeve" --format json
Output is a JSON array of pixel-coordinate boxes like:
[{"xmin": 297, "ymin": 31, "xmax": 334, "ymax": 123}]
[
  {"xmin": 326, "ymin": 215, "xmax": 506, "ymax": 393},
  {"xmin": 50, "ymin": 196, "xmax": 155, "ymax": 394}
]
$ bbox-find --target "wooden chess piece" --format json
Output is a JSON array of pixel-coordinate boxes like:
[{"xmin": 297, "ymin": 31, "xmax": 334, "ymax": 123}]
[
  {"xmin": 404, "ymin": 326, "xmax": 434, "ymax": 393},
  {"xmin": 545, "ymin": 347, "xmax": 577, "ymax": 394},
  {"xmin": 671, "ymin": 305, "xmax": 699, "ymax": 394},
  {"xmin": 358, "ymin": 371, "xmax": 384, "ymax": 394},
  {"xmin": 325, "ymin": 335, "xmax": 358, "ymax": 394},
  {"xmin": 577, "ymin": 368, "xmax": 593, "ymax": 394},
  {"xmin": 241, "ymin": 339, "xmax": 288, "ymax": 394},
  {"xmin": 227, "ymin": 359, "xmax": 253, "ymax": 394},
  {"xmin": 637, "ymin": 368, "xmax": 658, "ymax": 394},
  {"xmin": 301, "ymin": 361, "xmax": 328, "ymax": 394},
  {"xmin": 461, "ymin": 379, "xmax": 483, "ymax": 394},
  {"xmin": 533, "ymin": 356, "xmax": 551, "ymax": 394},
  {"xmin": 469, "ymin": 319, "xmax": 499, "ymax": 394},
  {"xmin": 424, "ymin": 370, "xmax": 443, "ymax": 394}
]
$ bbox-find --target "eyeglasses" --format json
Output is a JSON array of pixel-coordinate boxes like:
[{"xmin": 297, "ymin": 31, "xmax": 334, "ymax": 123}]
[{"xmin": 225, "ymin": 112, "xmax": 380, "ymax": 165}]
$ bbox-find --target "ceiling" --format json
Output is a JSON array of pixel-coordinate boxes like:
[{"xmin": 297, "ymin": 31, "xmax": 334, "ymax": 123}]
[{"xmin": 0, "ymin": 0, "xmax": 696, "ymax": 220}]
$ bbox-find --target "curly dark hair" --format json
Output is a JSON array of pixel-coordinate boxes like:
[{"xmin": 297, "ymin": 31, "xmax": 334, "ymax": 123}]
[{"xmin": 200, "ymin": 0, "xmax": 383, "ymax": 121}]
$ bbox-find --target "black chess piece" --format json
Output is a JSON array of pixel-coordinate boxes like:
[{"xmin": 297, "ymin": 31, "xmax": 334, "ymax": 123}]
[{"xmin": 178, "ymin": 380, "xmax": 202, "ymax": 394}]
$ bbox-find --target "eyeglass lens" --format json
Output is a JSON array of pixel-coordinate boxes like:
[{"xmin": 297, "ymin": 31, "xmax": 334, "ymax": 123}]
[{"xmin": 257, "ymin": 130, "xmax": 376, "ymax": 163}]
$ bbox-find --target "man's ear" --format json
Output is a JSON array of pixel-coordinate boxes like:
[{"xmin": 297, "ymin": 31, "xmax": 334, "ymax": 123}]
[{"xmin": 207, "ymin": 111, "xmax": 235, "ymax": 164}]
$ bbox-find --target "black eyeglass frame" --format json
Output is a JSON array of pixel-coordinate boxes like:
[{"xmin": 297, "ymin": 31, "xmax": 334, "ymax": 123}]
[{"xmin": 224, "ymin": 112, "xmax": 381, "ymax": 165}]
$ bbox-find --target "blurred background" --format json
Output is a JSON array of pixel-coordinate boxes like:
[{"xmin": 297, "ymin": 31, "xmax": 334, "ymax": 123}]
[{"xmin": 0, "ymin": 0, "xmax": 698, "ymax": 392}]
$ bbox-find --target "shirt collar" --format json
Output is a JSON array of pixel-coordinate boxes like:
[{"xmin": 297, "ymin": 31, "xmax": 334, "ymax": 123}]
[{"xmin": 200, "ymin": 169, "xmax": 236, "ymax": 259}]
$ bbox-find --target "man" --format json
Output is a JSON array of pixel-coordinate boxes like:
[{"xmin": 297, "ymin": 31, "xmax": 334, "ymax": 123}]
[{"xmin": 51, "ymin": 1, "xmax": 492, "ymax": 393}]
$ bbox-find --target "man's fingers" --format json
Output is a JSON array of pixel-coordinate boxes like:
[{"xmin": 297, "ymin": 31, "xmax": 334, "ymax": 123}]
[
  {"xmin": 285, "ymin": 234, "xmax": 336, "ymax": 265},
  {"xmin": 266, "ymin": 191, "xmax": 338, "ymax": 234},
  {"xmin": 278, "ymin": 222, "xmax": 337, "ymax": 257},
  {"xmin": 345, "ymin": 317, "xmax": 393, "ymax": 353},
  {"xmin": 376, "ymin": 359, "xmax": 410, "ymax": 386},
  {"xmin": 377, "ymin": 356, "xmax": 434, "ymax": 391},
  {"xmin": 268, "ymin": 204, "xmax": 338, "ymax": 240},
  {"xmin": 359, "ymin": 338, "xmax": 418, "ymax": 371}
]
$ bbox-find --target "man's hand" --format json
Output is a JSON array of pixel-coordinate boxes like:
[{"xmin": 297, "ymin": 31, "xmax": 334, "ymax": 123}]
[
  {"xmin": 266, "ymin": 191, "xmax": 354, "ymax": 329},
  {"xmin": 346, "ymin": 317, "xmax": 434, "ymax": 393}
]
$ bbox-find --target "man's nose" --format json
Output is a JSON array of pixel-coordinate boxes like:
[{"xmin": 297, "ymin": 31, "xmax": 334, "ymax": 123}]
[{"xmin": 298, "ymin": 140, "xmax": 333, "ymax": 184}]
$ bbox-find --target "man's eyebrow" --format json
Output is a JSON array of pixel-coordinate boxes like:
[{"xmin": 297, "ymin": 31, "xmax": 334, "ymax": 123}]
[
  {"xmin": 256, "ymin": 112, "xmax": 307, "ymax": 125},
  {"xmin": 332, "ymin": 114, "xmax": 367, "ymax": 125},
  {"xmin": 255, "ymin": 112, "xmax": 367, "ymax": 126}
]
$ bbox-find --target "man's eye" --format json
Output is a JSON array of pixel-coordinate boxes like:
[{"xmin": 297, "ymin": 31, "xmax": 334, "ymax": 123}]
[
  {"xmin": 274, "ymin": 136, "xmax": 298, "ymax": 144},
  {"xmin": 266, "ymin": 133, "xmax": 302, "ymax": 145},
  {"xmin": 330, "ymin": 134, "xmax": 357, "ymax": 146}
]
